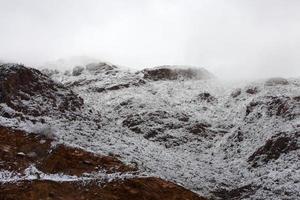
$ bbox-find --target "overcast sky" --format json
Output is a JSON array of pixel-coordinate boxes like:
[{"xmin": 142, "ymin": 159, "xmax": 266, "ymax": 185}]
[{"xmin": 0, "ymin": 0, "xmax": 300, "ymax": 79}]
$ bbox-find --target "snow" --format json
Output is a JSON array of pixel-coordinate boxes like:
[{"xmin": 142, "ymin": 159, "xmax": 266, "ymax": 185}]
[
  {"xmin": 1, "ymin": 65, "xmax": 299, "ymax": 199},
  {"xmin": 0, "ymin": 165, "xmax": 138, "ymax": 184}
]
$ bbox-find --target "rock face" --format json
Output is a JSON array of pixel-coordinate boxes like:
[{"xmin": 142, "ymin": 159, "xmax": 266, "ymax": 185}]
[
  {"xmin": 248, "ymin": 131, "xmax": 299, "ymax": 167},
  {"xmin": 142, "ymin": 66, "xmax": 213, "ymax": 81},
  {"xmin": 0, "ymin": 63, "xmax": 83, "ymax": 118}
]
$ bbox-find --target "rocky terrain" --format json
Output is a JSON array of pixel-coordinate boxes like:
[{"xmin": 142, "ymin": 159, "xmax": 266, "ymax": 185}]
[
  {"xmin": 0, "ymin": 63, "xmax": 205, "ymax": 200},
  {"xmin": 0, "ymin": 62, "xmax": 299, "ymax": 199}
]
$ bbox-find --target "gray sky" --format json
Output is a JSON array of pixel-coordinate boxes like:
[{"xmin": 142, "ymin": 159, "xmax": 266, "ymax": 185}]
[{"xmin": 0, "ymin": 0, "xmax": 300, "ymax": 79}]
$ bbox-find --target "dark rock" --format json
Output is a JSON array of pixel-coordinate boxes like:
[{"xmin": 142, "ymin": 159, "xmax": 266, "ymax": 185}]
[
  {"xmin": 122, "ymin": 111, "xmax": 191, "ymax": 144},
  {"xmin": 245, "ymin": 96, "xmax": 300, "ymax": 120},
  {"xmin": 0, "ymin": 63, "xmax": 83, "ymax": 117},
  {"xmin": 231, "ymin": 89, "xmax": 242, "ymax": 98},
  {"xmin": 89, "ymin": 79, "xmax": 145, "ymax": 93},
  {"xmin": 245, "ymin": 101, "xmax": 262, "ymax": 117},
  {"xmin": 246, "ymin": 87, "xmax": 259, "ymax": 95},
  {"xmin": 40, "ymin": 68, "xmax": 59, "ymax": 77},
  {"xmin": 122, "ymin": 114, "xmax": 144, "ymax": 133},
  {"xmin": 188, "ymin": 123, "xmax": 211, "ymax": 135},
  {"xmin": 248, "ymin": 132, "xmax": 299, "ymax": 167},
  {"xmin": 92, "ymin": 87, "xmax": 106, "ymax": 93},
  {"xmin": 211, "ymin": 184, "xmax": 257, "ymax": 200},
  {"xmin": 72, "ymin": 66, "xmax": 84, "ymax": 76},
  {"xmin": 265, "ymin": 77, "xmax": 289, "ymax": 86},
  {"xmin": 86, "ymin": 62, "xmax": 117, "ymax": 73},
  {"xmin": 142, "ymin": 66, "xmax": 212, "ymax": 81},
  {"xmin": 196, "ymin": 92, "xmax": 217, "ymax": 103},
  {"xmin": 106, "ymin": 83, "xmax": 130, "ymax": 91}
]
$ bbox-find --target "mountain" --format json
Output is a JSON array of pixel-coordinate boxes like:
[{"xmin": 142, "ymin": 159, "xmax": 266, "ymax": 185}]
[
  {"xmin": 1, "ymin": 62, "xmax": 299, "ymax": 199},
  {"xmin": 0, "ymin": 63, "xmax": 205, "ymax": 200}
]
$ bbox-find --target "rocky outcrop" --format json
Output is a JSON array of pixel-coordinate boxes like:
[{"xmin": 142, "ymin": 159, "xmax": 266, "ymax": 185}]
[
  {"xmin": 0, "ymin": 64, "xmax": 83, "ymax": 118},
  {"xmin": 245, "ymin": 95, "xmax": 300, "ymax": 121},
  {"xmin": 90, "ymin": 79, "xmax": 146, "ymax": 93},
  {"xmin": 72, "ymin": 66, "xmax": 85, "ymax": 76},
  {"xmin": 142, "ymin": 66, "xmax": 213, "ymax": 81},
  {"xmin": 194, "ymin": 92, "xmax": 217, "ymax": 103},
  {"xmin": 211, "ymin": 184, "xmax": 257, "ymax": 200},
  {"xmin": 85, "ymin": 62, "xmax": 117, "ymax": 74},
  {"xmin": 265, "ymin": 77, "xmax": 289, "ymax": 86},
  {"xmin": 248, "ymin": 132, "xmax": 299, "ymax": 167}
]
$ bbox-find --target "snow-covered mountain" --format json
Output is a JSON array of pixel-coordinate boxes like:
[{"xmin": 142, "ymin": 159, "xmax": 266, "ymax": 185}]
[{"xmin": 1, "ymin": 62, "xmax": 299, "ymax": 199}]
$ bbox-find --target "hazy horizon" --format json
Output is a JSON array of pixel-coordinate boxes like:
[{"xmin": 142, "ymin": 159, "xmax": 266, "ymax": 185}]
[{"xmin": 1, "ymin": 0, "xmax": 300, "ymax": 79}]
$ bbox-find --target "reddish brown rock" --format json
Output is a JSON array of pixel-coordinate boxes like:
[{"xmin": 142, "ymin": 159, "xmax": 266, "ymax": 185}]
[
  {"xmin": 0, "ymin": 126, "xmax": 134, "ymax": 175},
  {"xmin": 0, "ymin": 178, "xmax": 205, "ymax": 200},
  {"xmin": 0, "ymin": 126, "xmax": 206, "ymax": 200},
  {"xmin": 0, "ymin": 126, "xmax": 51, "ymax": 172},
  {"xmin": 38, "ymin": 145, "xmax": 135, "ymax": 175}
]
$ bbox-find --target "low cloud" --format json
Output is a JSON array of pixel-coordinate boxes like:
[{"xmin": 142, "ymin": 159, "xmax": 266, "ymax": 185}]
[{"xmin": 0, "ymin": 0, "xmax": 299, "ymax": 79}]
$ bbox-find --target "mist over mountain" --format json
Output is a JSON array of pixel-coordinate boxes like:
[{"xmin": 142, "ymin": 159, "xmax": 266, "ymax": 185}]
[{"xmin": 1, "ymin": 0, "xmax": 300, "ymax": 79}]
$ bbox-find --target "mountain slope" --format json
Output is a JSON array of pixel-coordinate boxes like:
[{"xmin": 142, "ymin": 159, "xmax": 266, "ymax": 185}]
[
  {"xmin": 0, "ymin": 63, "xmax": 205, "ymax": 200},
  {"xmin": 1, "ymin": 62, "xmax": 299, "ymax": 199}
]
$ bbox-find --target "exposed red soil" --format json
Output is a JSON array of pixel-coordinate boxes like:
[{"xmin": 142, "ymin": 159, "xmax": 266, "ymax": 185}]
[
  {"xmin": 0, "ymin": 126, "xmax": 134, "ymax": 175},
  {"xmin": 0, "ymin": 126, "xmax": 206, "ymax": 200},
  {"xmin": 38, "ymin": 145, "xmax": 134, "ymax": 175},
  {"xmin": 0, "ymin": 178, "xmax": 205, "ymax": 200}
]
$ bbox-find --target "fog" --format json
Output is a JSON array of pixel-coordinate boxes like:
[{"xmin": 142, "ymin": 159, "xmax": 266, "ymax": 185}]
[{"xmin": 0, "ymin": 0, "xmax": 300, "ymax": 79}]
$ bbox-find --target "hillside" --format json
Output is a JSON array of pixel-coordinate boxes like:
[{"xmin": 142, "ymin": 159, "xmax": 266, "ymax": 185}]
[{"xmin": 1, "ymin": 62, "xmax": 299, "ymax": 199}]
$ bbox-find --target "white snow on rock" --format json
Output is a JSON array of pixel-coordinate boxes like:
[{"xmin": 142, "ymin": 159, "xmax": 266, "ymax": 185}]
[
  {"xmin": 0, "ymin": 165, "xmax": 137, "ymax": 183},
  {"xmin": 1, "ymin": 63, "xmax": 299, "ymax": 199}
]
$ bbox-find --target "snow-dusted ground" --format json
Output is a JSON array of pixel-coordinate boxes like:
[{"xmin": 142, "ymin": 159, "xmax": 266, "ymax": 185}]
[
  {"xmin": 1, "ymin": 64, "xmax": 299, "ymax": 199},
  {"xmin": 0, "ymin": 165, "xmax": 137, "ymax": 184}
]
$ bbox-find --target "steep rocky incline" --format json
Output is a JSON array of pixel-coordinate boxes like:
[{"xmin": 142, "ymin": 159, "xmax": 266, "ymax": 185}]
[
  {"xmin": 0, "ymin": 63, "xmax": 205, "ymax": 200},
  {"xmin": 1, "ymin": 62, "xmax": 300, "ymax": 199},
  {"xmin": 44, "ymin": 62, "xmax": 300, "ymax": 200}
]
